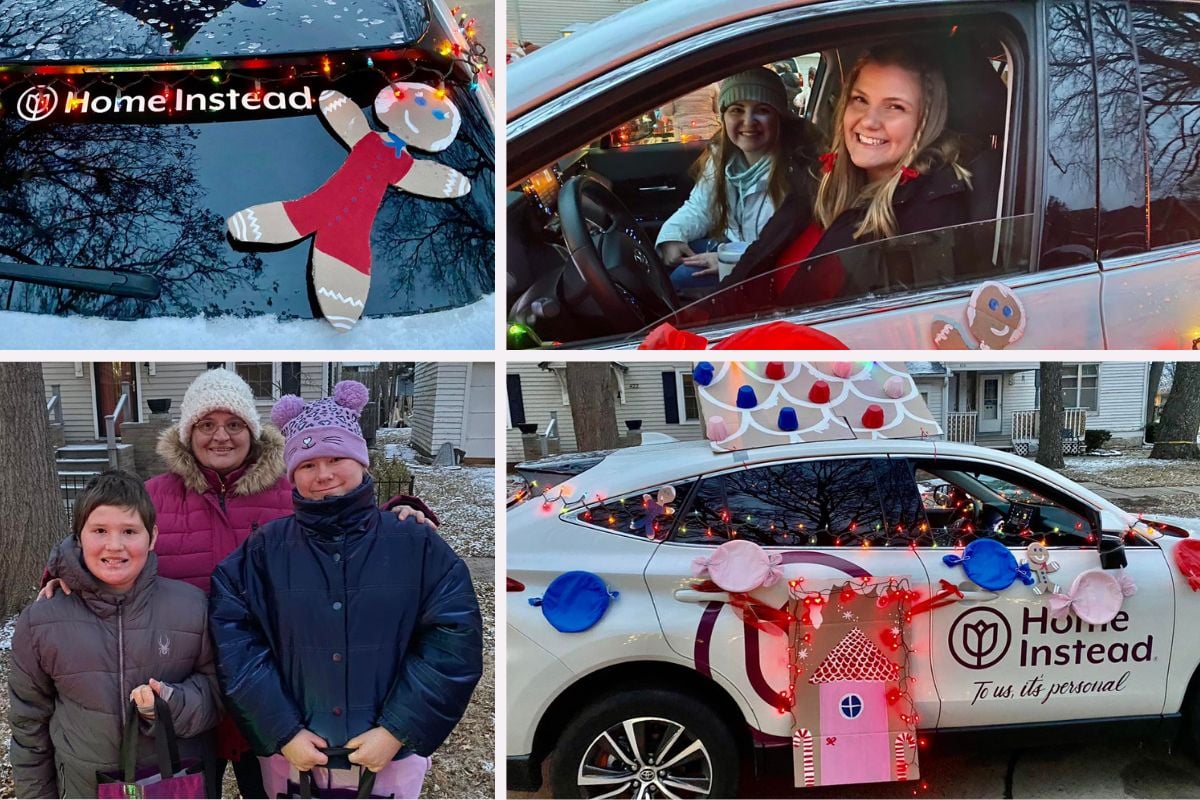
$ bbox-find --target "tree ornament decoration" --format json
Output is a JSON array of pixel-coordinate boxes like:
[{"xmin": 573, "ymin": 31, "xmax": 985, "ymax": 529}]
[
  {"xmin": 706, "ymin": 415, "xmax": 729, "ymax": 441},
  {"xmin": 808, "ymin": 380, "xmax": 831, "ymax": 404},
  {"xmin": 737, "ymin": 385, "xmax": 759, "ymax": 409},
  {"xmin": 766, "ymin": 362, "xmax": 786, "ymax": 380},
  {"xmin": 883, "ymin": 376, "xmax": 907, "ymax": 399},
  {"xmin": 833, "ymin": 362, "xmax": 854, "ymax": 379},
  {"xmin": 778, "ymin": 407, "xmax": 799, "ymax": 432},
  {"xmin": 693, "ymin": 361, "xmax": 715, "ymax": 386},
  {"xmin": 226, "ymin": 83, "xmax": 470, "ymax": 333}
]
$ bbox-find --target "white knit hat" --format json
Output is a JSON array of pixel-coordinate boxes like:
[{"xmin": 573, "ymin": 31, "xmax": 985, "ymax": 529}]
[{"xmin": 178, "ymin": 368, "xmax": 263, "ymax": 445}]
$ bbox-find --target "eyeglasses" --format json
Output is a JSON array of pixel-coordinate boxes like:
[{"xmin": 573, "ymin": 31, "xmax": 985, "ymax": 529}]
[{"xmin": 194, "ymin": 418, "xmax": 249, "ymax": 436}]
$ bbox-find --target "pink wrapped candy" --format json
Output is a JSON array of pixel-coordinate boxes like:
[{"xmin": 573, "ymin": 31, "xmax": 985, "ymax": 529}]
[{"xmin": 692, "ymin": 539, "xmax": 783, "ymax": 593}]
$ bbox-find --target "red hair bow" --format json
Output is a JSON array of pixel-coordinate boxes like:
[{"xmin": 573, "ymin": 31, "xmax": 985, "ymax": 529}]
[
  {"xmin": 819, "ymin": 151, "xmax": 838, "ymax": 174},
  {"xmin": 898, "ymin": 165, "xmax": 920, "ymax": 185}
]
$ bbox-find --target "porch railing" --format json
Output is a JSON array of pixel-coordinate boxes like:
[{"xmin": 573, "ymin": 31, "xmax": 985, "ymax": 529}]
[
  {"xmin": 1011, "ymin": 407, "xmax": 1087, "ymax": 454},
  {"xmin": 46, "ymin": 384, "xmax": 63, "ymax": 424},
  {"xmin": 945, "ymin": 411, "xmax": 978, "ymax": 444},
  {"xmin": 104, "ymin": 380, "xmax": 131, "ymax": 468}
]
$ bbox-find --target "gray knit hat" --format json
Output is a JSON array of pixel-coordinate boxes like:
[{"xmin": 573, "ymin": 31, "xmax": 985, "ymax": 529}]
[
  {"xmin": 718, "ymin": 67, "xmax": 788, "ymax": 115},
  {"xmin": 177, "ymin": 368, "xmax": 262, "ymax": 445}
]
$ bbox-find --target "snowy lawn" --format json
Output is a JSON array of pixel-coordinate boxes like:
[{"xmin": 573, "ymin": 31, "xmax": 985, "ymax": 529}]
[{"xmin": 1061, "ymin": 453, "xmax": 1200, "ymax": 489}]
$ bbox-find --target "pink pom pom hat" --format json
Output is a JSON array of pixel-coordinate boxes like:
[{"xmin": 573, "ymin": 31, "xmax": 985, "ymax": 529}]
[{"xmin": 271, "ymin": 380, "xmax": 371, "ymax": 481}]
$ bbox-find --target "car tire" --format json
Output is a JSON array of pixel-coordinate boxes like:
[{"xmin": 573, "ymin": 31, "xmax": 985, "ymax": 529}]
[{"xmin": 549, "ymin": 687, "xmax": 739, "ymax": 799}]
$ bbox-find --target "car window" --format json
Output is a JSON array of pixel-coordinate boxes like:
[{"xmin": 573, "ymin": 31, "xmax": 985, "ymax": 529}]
[
  {"xmin": 0, "ymin": 0, "xmax": 430, "ymax": 61},
  {"xmin": 909, "ymin": 459, "xmax": 1096, "ymax": 548},
  {"xmin": 572, "ymin": 481, "xmax": 695, "ymax": 540},
  {"xmin": 672, "ymin": 458, "xmax": 925, "ymax": 548},
  {"xmin": 1130, "ymin": 2, "xmax": 1200, "ymax": 250},
  {"xmin": 0, "ymin": 63, "xmax": 495, "ymax": 320},
  {"xmin": 619, "ymin": 215, "xmax": 1035, "ymax": 347}
]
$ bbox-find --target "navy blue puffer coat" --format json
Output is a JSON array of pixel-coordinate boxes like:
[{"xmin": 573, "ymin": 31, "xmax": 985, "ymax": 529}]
[{"xmin": 208, "ymin": 477, "xmax": 483, "ymax": 758}]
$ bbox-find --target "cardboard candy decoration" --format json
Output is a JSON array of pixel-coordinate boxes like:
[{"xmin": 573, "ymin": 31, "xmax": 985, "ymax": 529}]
[
  {"xmin": 1175, "ymin": 539, "xmax": 1200, "ymax": 591},
  {"xmin": 528, "ymin": 571, "xmax": 619, "ymax": 633},
  {"xmin": 227, "ymin": 83, "xmax": 470, "ymax": 333},
  {"xmin": 691, "ymin": 540, "xmax": 783, "ymax": 593},
  {"xmin": 639, "ymin": 321, "xmax": 849, "ymax": 350},
  {"xmin": 932, "ymin": 280, "xmax": 1028, "ymax": 351},
  {"xmin": 942, "ymin": 539, "xmax": 1035, "ymax": 591},
  {"xmin": 1048, "ymin": 569, "xmax": 1136, "ymax": 625}
]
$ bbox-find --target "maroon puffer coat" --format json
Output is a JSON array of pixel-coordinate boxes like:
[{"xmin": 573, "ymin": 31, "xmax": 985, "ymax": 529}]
[{"xmin": 145, "ymin": 424, "xmax": 293, "ymax": 595}]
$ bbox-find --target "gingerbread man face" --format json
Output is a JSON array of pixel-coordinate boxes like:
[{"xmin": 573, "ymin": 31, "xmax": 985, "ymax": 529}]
[
  {"xmin": 1026, "ymin": 542, "xmax": 1049, "ymax": 568},
  {"xmin": 374, "ymin": 82, "xmax": 462, "ymax": 152},
  {"xmin": 965, "ymin": 281, "xmax": 1026, "ymax": 349}
]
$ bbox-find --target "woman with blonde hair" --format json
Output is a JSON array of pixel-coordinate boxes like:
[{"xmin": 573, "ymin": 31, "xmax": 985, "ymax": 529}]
[{"xmin": 734, "ymin": 43, "xmax": 973, "ymax": 304}]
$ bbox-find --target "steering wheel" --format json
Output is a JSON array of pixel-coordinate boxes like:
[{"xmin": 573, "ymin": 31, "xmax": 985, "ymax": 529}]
[{"xmin": 557, "ymin": 173, "xmax": 680, "ymax": 331}]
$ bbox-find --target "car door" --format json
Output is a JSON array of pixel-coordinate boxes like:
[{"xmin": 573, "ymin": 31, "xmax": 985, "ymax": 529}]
[
  {"xmin": 643, "ymin": 457, "xmax": 938, "ymax": 743},
  {"xmin": 904, "ymin": 457, "xmax": 1173, "ymax": 728}
]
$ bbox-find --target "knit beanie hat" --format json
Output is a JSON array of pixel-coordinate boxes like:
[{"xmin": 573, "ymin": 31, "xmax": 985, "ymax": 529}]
[
  {"xmin": 178, "ymin": 368, "xmax": 262, "ymax": 445},
  {"xmin": 271, "ymin": 380, "xmax": 370, "ymax": 481},
  {"xmin": 718, "ymin": 67, "xmax": 788, "ymax": 116}
]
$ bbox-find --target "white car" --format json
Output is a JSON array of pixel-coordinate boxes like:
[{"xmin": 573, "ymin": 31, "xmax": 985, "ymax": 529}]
[
  {"xmin": 507, "ymin": 437, "xmax": 1200, "ymax": 797},
  {"xmin": 507, "ymin": 0, "xmax": 1200, "ymax": 349}
]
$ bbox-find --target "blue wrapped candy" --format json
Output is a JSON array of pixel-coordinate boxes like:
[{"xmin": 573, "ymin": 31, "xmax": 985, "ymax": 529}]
[
  {"xmin": 529, "ymin": 571, "xmax": 620, "ymax": 633},
  {"xmin": 942, "ymin": 539, "xmax": 1034, "ymax": 591}
]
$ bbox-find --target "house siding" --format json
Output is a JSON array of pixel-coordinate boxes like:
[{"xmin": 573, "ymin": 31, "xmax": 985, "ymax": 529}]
[
  {"xmin": 508, "ymin": 0, "xmax": 643, "ymax": 47},
  {"xmin": 45, "ymin": 362, "xmax": 329, "ymax": 444},
  {"xmin": 411, "ymin": 363, "xmax": 488, "ymax": 458},
  {"xmin": 506, "ymin": 362, "xmax": 709, "ymax": 463}
]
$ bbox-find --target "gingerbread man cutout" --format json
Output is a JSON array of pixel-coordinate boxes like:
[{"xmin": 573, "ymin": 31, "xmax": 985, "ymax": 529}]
[
  {"xmin": 932, "ymin": 280, "xmax": 1027, "ymax": 350},
  {"xmin": 227, "ymin": 82, "xmax": 471, "ymax": 333}
]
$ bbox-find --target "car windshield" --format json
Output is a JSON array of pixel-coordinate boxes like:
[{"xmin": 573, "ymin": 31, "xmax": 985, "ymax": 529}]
[
  {"xmin": 0, "ymin": 0, "xmax": 430, "ymax": 61},
  {"xmin": 0, "ymin": 57, "xmax": 494, "ymax": 320},
  {"xmin": 613, "ymin": 214, "xmax": 1036, "ymax": 348}
]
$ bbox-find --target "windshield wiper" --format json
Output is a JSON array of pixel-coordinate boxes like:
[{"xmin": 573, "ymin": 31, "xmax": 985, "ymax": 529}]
[{"xmin": 0, "ymin": 262, "xmax": 160, "ymax": 300}]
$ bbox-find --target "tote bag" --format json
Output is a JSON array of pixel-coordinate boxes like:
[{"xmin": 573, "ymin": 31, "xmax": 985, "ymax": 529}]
[{"xmin": 96, "ymin": 695, "xmax": 206, "ymax": 799}]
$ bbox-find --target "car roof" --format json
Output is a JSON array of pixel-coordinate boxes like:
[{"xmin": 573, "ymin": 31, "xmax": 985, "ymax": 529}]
[
  {"xmin": 560, "ymin": 438, "xmax": 1121, "ymax": 514},
  {"xmin": 509, "ymin": 0, "xmax": 826, "ymax": 119}
]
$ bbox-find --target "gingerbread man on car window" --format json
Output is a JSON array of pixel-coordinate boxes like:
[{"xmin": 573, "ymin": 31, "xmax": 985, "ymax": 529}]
[
  {"xmin": 227, "ymin": 82, "xmax": 471, "ymax": 332},
  {"xmin": 932, "ymin": 280, "xmax": 1027, "ymax": 350}
]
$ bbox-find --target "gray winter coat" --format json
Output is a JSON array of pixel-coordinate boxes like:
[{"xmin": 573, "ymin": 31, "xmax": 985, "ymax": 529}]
[{"xmin": 8, "ymin": 536, "xmax": 221, "ymax": 799}]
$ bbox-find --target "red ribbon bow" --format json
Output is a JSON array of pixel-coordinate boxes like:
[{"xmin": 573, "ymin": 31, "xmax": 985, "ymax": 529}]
[
  {"xmin": 826, "ymin": 737, "xmax": 837, "ymax": 746},
  {"xmin": 819, "ymin": 151, "xmax": 838, "ymax": 174},
  {"xmin": 898, "ymin": 165, "xmax": 920, "ymax": 185}
]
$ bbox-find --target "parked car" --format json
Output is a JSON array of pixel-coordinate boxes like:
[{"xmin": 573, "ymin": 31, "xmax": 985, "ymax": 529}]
[
  {"xmin": 507, "ymin": 0, "xmax": 1200, "ymax": 349},
  {"xmin": 0, "ymin": 0, "xmax": 494, "ymax": 345},
  {"xmin": 507, "ymin": 437, "xmax": 1200, "ymax": 797}
]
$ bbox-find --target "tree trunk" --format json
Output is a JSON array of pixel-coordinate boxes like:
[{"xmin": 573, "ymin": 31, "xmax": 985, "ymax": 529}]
[
  {"xmin": 1146, "ymin": 362, "xmax": 1165, "ymax": 426},
  {"xmin": 1037, "ymin": 363, "xmax": 1065, "ymax": 469},
  {"xmin": 565, "ymin": 363, "xmax": 619, "ymax": 452},
  {"xmin": 0, "ymin": 364, "xmax": 68, "ymax": 617},
  {"xmin": 1151, "ymin": 362, "xmax": 1200, "ymax": 459}
]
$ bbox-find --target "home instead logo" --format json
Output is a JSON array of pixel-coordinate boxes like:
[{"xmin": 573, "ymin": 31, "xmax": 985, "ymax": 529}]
[
  {"xmin": 15, "ymin": 84, "xmax": 316, "ymax": 122},
  {"xmin": 947, "ymin": 606, "xmax": 1153, "ymax": 670}
]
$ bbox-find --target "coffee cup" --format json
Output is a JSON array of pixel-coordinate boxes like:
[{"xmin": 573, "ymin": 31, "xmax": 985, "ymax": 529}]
[{"xmin": 716, "ymin": 242, "xmax": 748, "ymax": 281}]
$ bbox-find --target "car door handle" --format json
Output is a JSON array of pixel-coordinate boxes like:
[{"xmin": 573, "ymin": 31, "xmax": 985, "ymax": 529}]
[
  {"xmin": 674, "ymin": 588, "xmax": 730, "ymax": 603},
  {"xmin": 638, "ymin": 185, "xmax": 676, "ymax": 192},
  {"xmin": 958, "ymin": 589, "xmax": 999, "ymax": 601}
]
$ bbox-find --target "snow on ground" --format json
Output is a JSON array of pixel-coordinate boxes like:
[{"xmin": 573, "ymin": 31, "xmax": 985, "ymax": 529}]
[
  {"xmin": 1062, "ymin": 453, "xmax": 1200, "ymax": 489},
  {"xmin": 375, "ymin": 428, "xmax": 494, "ymax": 558},
  {"xmin": 0, "ymin": 618, "xmax": 13, "ymax": 652},
  {"xmin": 0, "ymin": 294, "xmax": 494, "ymax": 349}
]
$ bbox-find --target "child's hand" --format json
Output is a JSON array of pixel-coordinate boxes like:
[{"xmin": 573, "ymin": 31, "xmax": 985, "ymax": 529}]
[
  {"xmin": 37, "ymin": 579, "xmax": 72, "ymax": 601},
  {"xmin": 282, "ymin": 730, "xmax": 329, "ymax": 772},
  {"xmin": 130, "ymin": 678, "xmax": 167, "ymax": 719},
  {"xmin": 346, "ymin": 727, "xmax": 403, "ymax": 773},
  {"xmin": 659, "ymin": 241, "xmax": 695, "ymax": 266},
  {"xmin": 679, "ymin": 251, "xmax": 719, "ymax": 276}
]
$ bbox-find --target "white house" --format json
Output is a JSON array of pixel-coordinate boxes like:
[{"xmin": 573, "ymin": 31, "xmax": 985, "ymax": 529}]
[
  {"xmin": 42, "ymin": 362, "xmax": 329, "ymax": 442},
  {"xmin": 506, "ymin": 361, "xmax": 1152, "ymax": 464},
  {"xmin": 411, "ymin": 362, "xmax": 495, "ymax": 463},
  {"xmin": 508, "ymin": 0, "xmax": 642, "ymax": 48}
]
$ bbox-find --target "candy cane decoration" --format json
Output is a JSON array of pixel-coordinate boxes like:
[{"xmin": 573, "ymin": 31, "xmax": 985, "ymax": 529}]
[
  {"xmin": 793, "ymin": 728, "xmax": 814, "ymax": 786},
  {"xmin": 894, "ymin": 732, "xmax": 917, "ymax": 780}
]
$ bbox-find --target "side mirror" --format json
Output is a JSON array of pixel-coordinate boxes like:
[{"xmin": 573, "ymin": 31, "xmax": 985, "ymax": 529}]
[{"xmin": 1098, "ymin": 533, "xmax": 1127, "ymax": 570}]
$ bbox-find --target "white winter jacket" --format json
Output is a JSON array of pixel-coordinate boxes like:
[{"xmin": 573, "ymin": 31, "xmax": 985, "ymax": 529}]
[{"xmin": 655, "ymin": 155, "xmax": 776, "ymax": 251}]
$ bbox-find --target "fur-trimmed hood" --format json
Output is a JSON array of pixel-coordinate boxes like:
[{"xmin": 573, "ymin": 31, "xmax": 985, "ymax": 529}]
[{"xmin": 156, "ymin": 423, "xmax": 287, "ymax": 496}]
